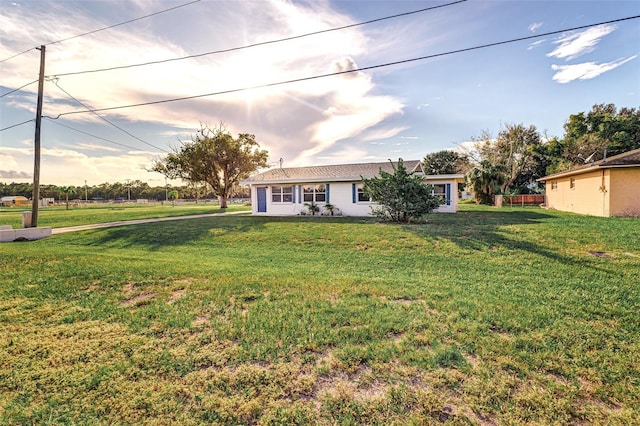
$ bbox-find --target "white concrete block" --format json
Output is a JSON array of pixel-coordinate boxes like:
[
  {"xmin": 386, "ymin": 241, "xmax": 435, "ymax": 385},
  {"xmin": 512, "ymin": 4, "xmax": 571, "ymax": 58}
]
[{"xmin": 0, "ymin": 227, "xmax": 52, "ymax": 242}]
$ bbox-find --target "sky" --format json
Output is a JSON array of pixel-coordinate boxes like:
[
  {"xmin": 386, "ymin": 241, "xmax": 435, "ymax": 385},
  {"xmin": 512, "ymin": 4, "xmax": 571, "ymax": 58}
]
[{"xmin": 1, "ymin": 0, "xmax": 639, "ymax": 187}]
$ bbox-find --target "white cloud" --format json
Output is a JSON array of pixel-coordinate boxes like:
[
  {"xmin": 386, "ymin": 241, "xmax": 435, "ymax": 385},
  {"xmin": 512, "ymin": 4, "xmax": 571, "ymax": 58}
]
[
  {"xmin": 529, "ymin": 22, "xmax": 543, "ymax": 32},
  {"xmin": 527, "ymin": 39, "xmax": 546, "ymax": 50},
  {"xmin": 316, "ymin": 146, "xmax": 371, "ymax": 164},
  {"xmin": 359, "ymin": 126, "xmax": 409, "ymax": 142},
  {"xmin": 547, "ymin": 24, "xmax": 616, "ymax": 60},
  {"xmin": 1, "ymin": 0, "xmax": 399, "ymax": 171},
  {"xmin": 551, "ymin": 56, "xmax": 637, "ymax": 83},
  {"xmin": 0, "ymin": 145, "xmax": 160, "ymax": 185}
]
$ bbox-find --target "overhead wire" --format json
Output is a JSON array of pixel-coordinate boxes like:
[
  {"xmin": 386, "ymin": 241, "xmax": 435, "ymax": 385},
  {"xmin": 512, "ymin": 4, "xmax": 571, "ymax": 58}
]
[
  {"xmin": 1, "ymin": 0, "xmax": 467, "ymax": 136},
  {"xmin": 49, "ymin": 0, "xmax": 468, "ymax": 78},
  {"xmin": 0, "ymin": 119, "xmax": 34, "ymax": 132},
  {"xmin": 47, "ymin": 78, "xmax": 167, "ymax": 152},
  {"xmin": 49, "ymin": 14, "xmax": 640, "ymax": 119},
  {"xmin": 44, "ymin": 118, "xmax": 146, "ymax": 152},
  {"xmin": 0, "ymin": 79, "xmax": 39, "ymax": 99},
  {"xmin": 0, "ymin": 0, "xmax": 201, "ymax": 64}
]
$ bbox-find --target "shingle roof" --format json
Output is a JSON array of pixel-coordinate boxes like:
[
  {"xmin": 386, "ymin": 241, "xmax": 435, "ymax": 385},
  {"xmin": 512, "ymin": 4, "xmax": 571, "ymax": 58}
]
[
  {"xmin": 537, "ymin": 148, "xmax": 640, "ymax": 181},
  {"xmin": 242, "ymin": 160, "xmax": 423, "ymax": 184},
  {"xmin": 601, "ymin": 148, "xmax": 640, "ymax": 166}
]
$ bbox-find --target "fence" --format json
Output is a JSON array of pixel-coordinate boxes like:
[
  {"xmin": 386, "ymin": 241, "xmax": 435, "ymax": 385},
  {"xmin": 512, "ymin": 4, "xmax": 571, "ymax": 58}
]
[{"xmin": 494, "ymin": 194, "xmax": 545, "ymax": 207}]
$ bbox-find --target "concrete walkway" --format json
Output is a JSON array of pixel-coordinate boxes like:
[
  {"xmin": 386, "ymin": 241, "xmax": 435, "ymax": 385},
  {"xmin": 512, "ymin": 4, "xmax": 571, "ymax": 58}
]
[{"xmin": 52, "ymin": 211, "xmax": 249, "ymax": 235}]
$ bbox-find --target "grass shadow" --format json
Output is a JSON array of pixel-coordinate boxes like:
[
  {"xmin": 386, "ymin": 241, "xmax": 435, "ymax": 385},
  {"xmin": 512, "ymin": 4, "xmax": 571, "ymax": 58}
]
[{"xmin": 406, "ymin": 209, "xmax": 612, "ymax": 272}]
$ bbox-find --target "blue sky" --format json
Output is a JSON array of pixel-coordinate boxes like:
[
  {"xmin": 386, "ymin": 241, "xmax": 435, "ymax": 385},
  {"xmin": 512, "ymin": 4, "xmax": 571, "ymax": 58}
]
[{"xmin": 1, "ymin": 0, "xmax": 639, "ymax": 186}]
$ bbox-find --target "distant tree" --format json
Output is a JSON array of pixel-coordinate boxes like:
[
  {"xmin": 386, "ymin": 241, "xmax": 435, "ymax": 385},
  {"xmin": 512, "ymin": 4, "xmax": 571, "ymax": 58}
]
[
  {"xmin": 152, "ymin": 123, "xmax": 269, "ymax": 208},
  {"xmin": 167, "ymin": 190, "xmax": 179, "ymax": 207},
  {"xmin": 59, "ymin": 186, "xmax": 74, "ymax": 210},
  {"xmin": 478, "ymin": 123, "xmax": 543, "ymax": 194},
  {"xmin": 423, "ymin": 150, "xmax": 472, "ymax": 175},
  {"xmin": 362, "ymin": 159, "xmax": 441, "ymax": 222},
  {"xmin": 466, "ymin": 161, "xmax": 505, "ymax": 204}
]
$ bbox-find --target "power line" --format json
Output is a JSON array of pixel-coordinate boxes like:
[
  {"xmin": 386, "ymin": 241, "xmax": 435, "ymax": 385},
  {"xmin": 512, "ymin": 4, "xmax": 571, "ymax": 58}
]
[
  {"xmin": 45, "ymin": 118, "xmax": 145, "ymax": 152},
  {"xmin": 0, "ymin": 0, "xmax": 201, "ymax": 64},
  {"xmin": 47, "ymin": 78, "xmax": 167, "ymax": 152},
  {"xmin": 51, "ymin": 14, "xmax": 640, "ymax": 119},
  {"xmin": 0, "ymin": 119, "xmax": 34, "ymax": 132},
  {"xmin": 51, "ymin": 0, "xmax": 200, "ymax": 45},
  {"xmin": 0, "ymin": 79, "xmax": 39, "ymax": 99},
  {"xmin": 49, "ymin": 0, "xmax": 468, "ymax": 78}
]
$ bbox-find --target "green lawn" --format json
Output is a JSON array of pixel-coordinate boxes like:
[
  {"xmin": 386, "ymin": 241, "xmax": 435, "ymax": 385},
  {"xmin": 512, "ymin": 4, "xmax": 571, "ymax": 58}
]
[
  {"xmin": 0, "ymin": 202, "xmax": 249, "ymax": 229},
  {"xmin": 1, "ymin": 205, "xmax": 638, "ymax": 424}
]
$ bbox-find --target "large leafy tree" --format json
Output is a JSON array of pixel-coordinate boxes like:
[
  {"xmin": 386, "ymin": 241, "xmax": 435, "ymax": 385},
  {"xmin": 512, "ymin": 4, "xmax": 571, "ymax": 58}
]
[
  {"xmin": 362, "ymin": 159, "xmax": 441, "ymax": 222},
  {"xmin": 153, "ymin": 124, "xmax": 269, "ymax": 208},
  {"xmin": 478, "ymin": 123, "xmax": 543, "ymax": 194},
  {"xmin": 561, "ymin": 103, "xmax": 640, "ymax": 164},
  {"xmin": 423, "ymin": 150, "xmax": 472, "ymax": 175}
]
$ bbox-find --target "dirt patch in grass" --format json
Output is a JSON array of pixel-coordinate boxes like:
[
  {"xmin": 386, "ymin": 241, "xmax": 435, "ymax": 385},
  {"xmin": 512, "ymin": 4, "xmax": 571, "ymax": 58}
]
[
  {"xmin": 390, "ymin": 297, "xmax": 415, "ymax": 305},
  {"xmin": 464, "ymin": 353, "xmax": 480, "ymax": 368},
  {"xmin": 168, "ymin": 289, "xmax": 186, "ymax": 304},
  {"xmin": 192, "ymin": 315, "xmax": 209, "ymax": 327},
  {"xmin": 314, "ymin": 372, "xmax": 388, "ymax": 403},
  {"xmin": 588, "ymin": 251, "xmax": 611, "ymax": 258},
  {"xmin": 121, "ymin": 292, "xmax": 154, "ymax": 307}
]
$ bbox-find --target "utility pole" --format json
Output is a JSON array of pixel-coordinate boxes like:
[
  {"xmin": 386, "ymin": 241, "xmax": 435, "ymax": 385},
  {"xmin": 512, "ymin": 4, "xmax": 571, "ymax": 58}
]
[{"xmin": 30, "ymin": 45, "xmax": 46, "ymax": 228}]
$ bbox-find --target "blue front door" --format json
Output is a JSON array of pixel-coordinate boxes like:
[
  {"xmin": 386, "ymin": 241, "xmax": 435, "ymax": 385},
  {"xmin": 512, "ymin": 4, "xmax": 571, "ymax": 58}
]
[{"xmin": 257, "ymin": 187, "xmax": 267, "ymax": 213}]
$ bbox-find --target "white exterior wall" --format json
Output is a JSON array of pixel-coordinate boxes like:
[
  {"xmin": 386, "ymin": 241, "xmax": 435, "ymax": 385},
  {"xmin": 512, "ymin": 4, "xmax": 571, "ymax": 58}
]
[{"xmin": 249, "ymin": 178, "xmax": 459, "ymax": 216}]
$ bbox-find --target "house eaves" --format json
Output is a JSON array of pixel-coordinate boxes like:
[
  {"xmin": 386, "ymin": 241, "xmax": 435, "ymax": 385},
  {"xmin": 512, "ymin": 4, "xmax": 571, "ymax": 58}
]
[{"xmin": 537, "ymin": 148, "xmax": 640, "ymax": 182}]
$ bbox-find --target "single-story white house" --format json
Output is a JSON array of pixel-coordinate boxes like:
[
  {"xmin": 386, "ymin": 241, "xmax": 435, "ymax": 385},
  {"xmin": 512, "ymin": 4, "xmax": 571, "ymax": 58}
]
[{"xmin": 240, "ymin": 160, "xmax": 464, "ymax": 216}]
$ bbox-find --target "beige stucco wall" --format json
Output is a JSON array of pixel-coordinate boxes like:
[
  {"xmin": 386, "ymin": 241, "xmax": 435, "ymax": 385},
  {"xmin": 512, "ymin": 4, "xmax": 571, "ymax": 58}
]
[
  {"xmin": 545, "ymin": 169, "xmax": 610, "ymax": 216},
  {"xmin": 609, "ymin": 168, "xmax": 640, "ymax": 216}
]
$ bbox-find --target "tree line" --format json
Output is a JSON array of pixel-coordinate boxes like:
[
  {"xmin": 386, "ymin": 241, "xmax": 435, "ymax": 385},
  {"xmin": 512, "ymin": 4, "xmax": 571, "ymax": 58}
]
[
  {"xmin": 0, "ymin": 180, "xmax": 249, "ymax": 202},
  {"xmin": 423, "ymin": 103, "xmax": 640, "ymax": 204}
]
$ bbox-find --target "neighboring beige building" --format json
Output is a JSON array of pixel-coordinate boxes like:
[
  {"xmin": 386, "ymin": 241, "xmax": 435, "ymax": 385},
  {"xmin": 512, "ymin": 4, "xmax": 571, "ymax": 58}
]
[{"xmin": 537, "ymin": 148, "xmax": 640, "ymax": 217}]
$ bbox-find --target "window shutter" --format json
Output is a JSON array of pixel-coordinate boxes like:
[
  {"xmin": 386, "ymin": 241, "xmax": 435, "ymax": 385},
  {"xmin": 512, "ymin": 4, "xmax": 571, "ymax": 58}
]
[
  {"xmin": 352, "ymin": 183, "xmax": 356, "ymax": 203},
  {"xmin": 298, "ymin": 185, "xmax": 302, "ymax": 203},
  {"xmin": 446, "ymin": 184, "xmax": 451, "ymax": 206},
  {"xmin": 326, "ymin": 184, "xmax": 330, "ymax": 203},
  {"xmin": 292, "ymin": 185, "xmax": 296, "ymax": 203}
]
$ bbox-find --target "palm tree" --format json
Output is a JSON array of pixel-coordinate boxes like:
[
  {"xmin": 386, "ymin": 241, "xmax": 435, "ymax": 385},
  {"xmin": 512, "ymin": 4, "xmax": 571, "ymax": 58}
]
[
  {"xmin": 59, "ymin": 186, "xmax": 75, "ymax": 210},
  {"xmin": 466, "ymin": 161, "xmax": 505, "ymax": 205},
  {"xmin": 324, "ymin": 203, "xmax": 337, "ymax": 216},
  {"xmin": 304, "ymin": 201, "xmax": 320, "ymax": 216}
]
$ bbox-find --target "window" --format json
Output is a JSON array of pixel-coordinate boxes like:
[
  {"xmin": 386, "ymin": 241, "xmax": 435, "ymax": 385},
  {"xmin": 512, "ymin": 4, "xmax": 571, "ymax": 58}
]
[
  {"xmin": 570, "ymin": 178, "xmax": 575, "ymax": 189},
  {"xmin": 431, "ymin": 184, "xmax": 449, "ymax": 204},
  {"xmin": 303, "ymin": 184, "xmax": 326, "ymax": 203},
  {"xmin": 551, "ymin": 181, "xmax": 558, "ymax": 190},
  {"xmin": 356, "ymin": 183, "xmax": 370, "ymax": 202},
  {"xmin": 271, "ymin": 186, "xmax": 293, "ymax": 203}
]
